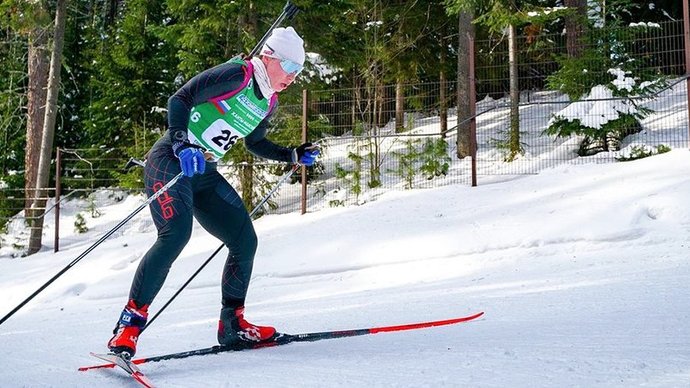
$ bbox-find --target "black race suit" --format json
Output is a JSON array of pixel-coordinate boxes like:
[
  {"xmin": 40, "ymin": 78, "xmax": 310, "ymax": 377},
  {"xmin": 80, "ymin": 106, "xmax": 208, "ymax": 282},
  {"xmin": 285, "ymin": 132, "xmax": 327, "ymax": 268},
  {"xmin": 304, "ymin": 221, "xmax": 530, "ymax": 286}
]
[{"xmin": 128, "ymin": 61, "xmax": 292, "ymax": 310}]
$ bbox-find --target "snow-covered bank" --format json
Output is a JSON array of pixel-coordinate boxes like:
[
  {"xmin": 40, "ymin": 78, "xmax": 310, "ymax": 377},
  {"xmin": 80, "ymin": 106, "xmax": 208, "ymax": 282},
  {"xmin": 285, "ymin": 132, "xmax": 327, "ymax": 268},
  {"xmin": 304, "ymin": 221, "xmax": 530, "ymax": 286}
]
[{"xmin": 1, "ymin": 149, "xmax": 689, "ymax": 387}]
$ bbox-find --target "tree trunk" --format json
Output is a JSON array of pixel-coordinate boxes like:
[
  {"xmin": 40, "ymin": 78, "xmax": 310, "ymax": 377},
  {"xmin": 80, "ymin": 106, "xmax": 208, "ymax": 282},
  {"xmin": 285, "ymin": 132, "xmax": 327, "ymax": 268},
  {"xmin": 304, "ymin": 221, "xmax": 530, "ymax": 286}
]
[
  {"xmin": 105, "ymin": 0, "xmax": 118, "ymax": 28},
  {"xmin": 507, "ymin": 24, "xmax": 521, "ymax": 162},
  {"xmin": 456, "ymin": 12, "xmax": 473, "ymax": 158},
  {"xmin": 236, "ymin": 1, "xmax": 258, "ymax": 206},
  {"xmin": 367, "ymin": 77, "xmax": 381, "ymax": 188},
  {"xmin": 237, "ymin": 1, "xmax": 258, "ymax": 56},
  {"xmin": 28, "ymin": 0, "xmax": 68, "ymax": 255},
  {"xmin": 376, "ymin": 81, "xmax": 385, "ymax": 128},
  {"xmin": 241, "ymin": 154, "xmax": 254, "ymax": 209},
  {"xmin": 24, "ymin": 29, "xmax": 50, "ymax": 213},
  {"xmin": 564, "ymin": 0, "xmax": 587, "ymax": 58},
  {"xmin": 395, "ymin": 80, "xmax": 404, "ymax": 132}
]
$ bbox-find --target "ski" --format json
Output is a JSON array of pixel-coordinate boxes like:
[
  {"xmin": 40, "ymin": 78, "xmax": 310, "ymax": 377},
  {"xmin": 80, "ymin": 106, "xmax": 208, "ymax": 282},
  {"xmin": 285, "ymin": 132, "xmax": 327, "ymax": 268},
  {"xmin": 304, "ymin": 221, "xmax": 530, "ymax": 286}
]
[
  {"xmin": 79, "ymin": 311, "xmax": 483, "ymax": 371},
  {"xmin": 88, "ymin": 352, "xmax": 155, "ymax": 388}
]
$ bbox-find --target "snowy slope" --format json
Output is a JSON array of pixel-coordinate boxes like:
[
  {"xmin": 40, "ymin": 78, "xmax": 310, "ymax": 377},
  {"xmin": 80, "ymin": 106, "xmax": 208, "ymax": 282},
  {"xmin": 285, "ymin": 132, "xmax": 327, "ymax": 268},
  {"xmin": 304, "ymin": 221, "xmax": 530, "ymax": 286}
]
[{"xmin": 1, "ymin": 148, "xmax": 690, "ymax": 387}]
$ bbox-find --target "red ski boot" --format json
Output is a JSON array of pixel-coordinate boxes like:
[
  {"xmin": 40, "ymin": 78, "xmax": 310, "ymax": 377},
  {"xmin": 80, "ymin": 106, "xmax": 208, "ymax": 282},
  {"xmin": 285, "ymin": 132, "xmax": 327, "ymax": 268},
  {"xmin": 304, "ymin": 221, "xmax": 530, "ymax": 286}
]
[
  {"xmin": 107, "ymin": 300, "xmax": 148, "ymax": 358},
  {"xmin": 217, "ymin": 306, "xmax": 277, "ymax": 346}
]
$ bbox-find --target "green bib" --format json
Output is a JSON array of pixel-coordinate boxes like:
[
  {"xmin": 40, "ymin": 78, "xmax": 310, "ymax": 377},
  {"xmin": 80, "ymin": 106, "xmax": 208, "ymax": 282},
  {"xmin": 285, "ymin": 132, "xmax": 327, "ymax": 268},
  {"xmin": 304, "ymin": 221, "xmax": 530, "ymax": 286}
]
[{"xmin": 186, "ymin": 59, "xmax": 277, "ymax": 160}]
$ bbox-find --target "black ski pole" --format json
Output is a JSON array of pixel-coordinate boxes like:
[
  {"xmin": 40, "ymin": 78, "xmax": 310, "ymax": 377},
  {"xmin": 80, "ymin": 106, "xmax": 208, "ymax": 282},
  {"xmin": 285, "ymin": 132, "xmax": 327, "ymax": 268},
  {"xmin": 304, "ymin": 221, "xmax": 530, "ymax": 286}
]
[
  {"xmin": 143, "ymin": 164, "xmax": 300, "ymax": 331},
  {"xmin": 0, "ymin": 172, "xmax": 185, "ymax": 327}
]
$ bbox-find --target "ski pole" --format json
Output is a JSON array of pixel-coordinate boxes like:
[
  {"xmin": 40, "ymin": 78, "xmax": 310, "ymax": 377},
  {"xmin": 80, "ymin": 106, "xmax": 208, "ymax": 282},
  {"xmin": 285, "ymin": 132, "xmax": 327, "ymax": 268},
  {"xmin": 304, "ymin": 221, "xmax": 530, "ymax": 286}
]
[
  {"xmin": 144, "ymin": 164, "xmax": 301, "ymax": 331},
  {"xmin": 0, "ymin": 172, "xmax": 185, "ymax": 327}
]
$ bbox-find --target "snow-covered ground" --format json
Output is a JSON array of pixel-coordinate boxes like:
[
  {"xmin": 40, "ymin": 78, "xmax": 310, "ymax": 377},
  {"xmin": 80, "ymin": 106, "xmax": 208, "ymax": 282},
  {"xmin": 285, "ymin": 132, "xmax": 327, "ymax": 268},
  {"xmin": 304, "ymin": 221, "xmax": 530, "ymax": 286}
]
[
  {"xmin": 1, "ymin": 146, "xmax": 689, "ymax": 387},
  {"xmin": 2, "ymin": 78, "xmax": 690, "ymax": 387}
]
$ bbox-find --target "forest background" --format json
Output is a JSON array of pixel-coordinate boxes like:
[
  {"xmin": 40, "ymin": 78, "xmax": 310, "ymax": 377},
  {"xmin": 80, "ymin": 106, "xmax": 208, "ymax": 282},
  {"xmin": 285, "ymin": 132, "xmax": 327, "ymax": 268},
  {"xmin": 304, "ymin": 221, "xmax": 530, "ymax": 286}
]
[{"xmin": 0, "ymin": 0, "xmax": 685, "ymax": 255}]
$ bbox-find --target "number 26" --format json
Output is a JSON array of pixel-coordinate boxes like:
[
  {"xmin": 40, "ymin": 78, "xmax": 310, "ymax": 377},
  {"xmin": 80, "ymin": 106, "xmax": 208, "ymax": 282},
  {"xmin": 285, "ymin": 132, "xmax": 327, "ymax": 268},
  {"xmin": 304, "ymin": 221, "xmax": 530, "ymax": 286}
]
[{"xmin": 211, "ymin": 130, "xmax": 239, "ymax": 151}]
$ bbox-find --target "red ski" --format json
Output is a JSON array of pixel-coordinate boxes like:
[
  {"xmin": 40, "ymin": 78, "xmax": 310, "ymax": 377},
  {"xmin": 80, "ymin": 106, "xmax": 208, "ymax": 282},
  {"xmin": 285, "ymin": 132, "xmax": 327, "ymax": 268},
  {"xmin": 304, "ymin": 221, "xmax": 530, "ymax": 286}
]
[
  {"xmin": 88, "ymin": 352, "xmax": 155, "ymax": 387},
  {"xmin": 79, "ymin": 311, "xmax": 484, "ymax": 372}
]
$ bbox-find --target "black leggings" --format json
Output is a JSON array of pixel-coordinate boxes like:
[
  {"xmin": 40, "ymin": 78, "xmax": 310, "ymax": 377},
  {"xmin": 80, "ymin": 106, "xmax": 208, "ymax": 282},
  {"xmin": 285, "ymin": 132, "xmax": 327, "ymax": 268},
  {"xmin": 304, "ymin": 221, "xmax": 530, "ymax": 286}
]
[{"xmin": 128, "ymin": 145, "xmax": 257, "ymax": 310}]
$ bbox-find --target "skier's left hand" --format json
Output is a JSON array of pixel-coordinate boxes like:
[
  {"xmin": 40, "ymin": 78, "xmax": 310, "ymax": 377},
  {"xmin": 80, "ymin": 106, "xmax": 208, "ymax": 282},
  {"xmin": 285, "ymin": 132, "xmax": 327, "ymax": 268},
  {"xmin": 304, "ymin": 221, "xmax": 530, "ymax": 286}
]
[{"xmin": 293, "ymin": 142, "xmax": 320, "ymax": 166}]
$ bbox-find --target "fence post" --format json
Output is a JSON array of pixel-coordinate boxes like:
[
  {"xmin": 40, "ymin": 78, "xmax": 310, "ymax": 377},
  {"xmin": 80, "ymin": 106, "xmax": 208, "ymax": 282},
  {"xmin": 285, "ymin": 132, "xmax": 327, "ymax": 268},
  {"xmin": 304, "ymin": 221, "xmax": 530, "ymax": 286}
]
[
  {"xmin": 682, "ymin": 0, "xmax": 690, "ymax": 148},
  {"xmin": 301, "ymin": 88, "xmax": 308, "ymax": 214},
  {"xmin": 54, "ymin": 148, "xmax": 61, "ymax": 252},
  {"xmin": 468, "ymin": 33, "xmax": 477, "ymax": 187}
]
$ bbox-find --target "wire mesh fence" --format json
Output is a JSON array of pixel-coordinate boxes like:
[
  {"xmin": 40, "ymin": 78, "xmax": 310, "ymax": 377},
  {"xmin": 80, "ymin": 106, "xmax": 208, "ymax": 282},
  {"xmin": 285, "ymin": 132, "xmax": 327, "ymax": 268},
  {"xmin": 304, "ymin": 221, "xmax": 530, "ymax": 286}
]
[
  {"xmin": 0, "ymin": 187, "xmax": 56, "ymax": 255},
  {"xmin": 471, "ymin": 20, "xmax": 688, "ymax": 177},
  {"xmin": 0, "ymin": 188, "xmax": 60, "ymax": 223},
  {"xmin": 280, "ymin": 80, "xmax": 464, "ymax": 210}
]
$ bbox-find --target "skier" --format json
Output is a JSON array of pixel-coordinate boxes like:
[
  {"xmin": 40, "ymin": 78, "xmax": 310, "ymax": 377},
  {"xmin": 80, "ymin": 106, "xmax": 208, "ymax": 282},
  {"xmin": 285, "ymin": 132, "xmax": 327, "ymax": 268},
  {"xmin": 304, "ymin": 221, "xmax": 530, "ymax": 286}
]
[{"xmin": 107, "ymin": 27, "xmax": 319, "ymax": 358}]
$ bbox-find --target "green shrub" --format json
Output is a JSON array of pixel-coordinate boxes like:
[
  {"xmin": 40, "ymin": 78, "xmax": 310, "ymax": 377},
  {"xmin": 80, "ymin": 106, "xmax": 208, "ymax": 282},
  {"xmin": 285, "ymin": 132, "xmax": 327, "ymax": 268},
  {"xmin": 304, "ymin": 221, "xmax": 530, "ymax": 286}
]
[
  {"xmin": 420, "ymin": 138, "xmax": 451, "ymax": 179},
  {"xmin": 74, "ymin": 213, "xmax": 88, "ymax": 234},
  {"xmin": 616, "ymin": 144, "xmax": 671, "ymax": 161}
]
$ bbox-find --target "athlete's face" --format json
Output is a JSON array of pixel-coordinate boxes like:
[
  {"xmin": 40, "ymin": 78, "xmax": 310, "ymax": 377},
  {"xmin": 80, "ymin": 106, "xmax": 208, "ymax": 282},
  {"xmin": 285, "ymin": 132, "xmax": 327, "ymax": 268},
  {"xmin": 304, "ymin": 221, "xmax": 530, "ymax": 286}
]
[{"xmin": 264, "ymin": 56, "xmax": 299, "ymax": 92}]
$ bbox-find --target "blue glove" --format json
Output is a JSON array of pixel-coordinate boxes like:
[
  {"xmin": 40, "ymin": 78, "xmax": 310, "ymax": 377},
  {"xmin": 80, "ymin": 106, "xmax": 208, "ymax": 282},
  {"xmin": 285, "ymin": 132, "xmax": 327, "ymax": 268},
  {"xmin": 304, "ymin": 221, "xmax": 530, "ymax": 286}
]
[
  {"xmin": 173, "ymin": 142, "xmax": 206, "ymax": 177},
  {"xmin": 294, "ymin": 142, "xmax": 320, "ymax": 166}
]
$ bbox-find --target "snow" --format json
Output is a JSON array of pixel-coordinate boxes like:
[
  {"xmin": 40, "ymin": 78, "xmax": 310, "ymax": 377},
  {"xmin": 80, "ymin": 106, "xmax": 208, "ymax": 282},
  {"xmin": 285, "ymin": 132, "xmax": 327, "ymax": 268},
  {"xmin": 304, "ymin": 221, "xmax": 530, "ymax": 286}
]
[
  {"xmin": 1, "ymin": 148, "xmax": 689, "ymax": 386},
  {"xmin": 550, "ymin": 66, "xmax": 670, "ymax": 132},
  {"xmin": 305, "ymin": 53, "xmax": 340, "ymax": 84},
  {"xmin": 1, "ymin": 84, "xmax": 690, "ymax": 387},
  {"xmin": 629, "ymin": 22, "xmax": 662, "ymax": 28},
  {"xmin": 608, "ymin": 68, "xmax": 635, "ymax": 92},
  {"xmin": 2, "ymin": 153, "xmax": 690, "ymax": 386}
]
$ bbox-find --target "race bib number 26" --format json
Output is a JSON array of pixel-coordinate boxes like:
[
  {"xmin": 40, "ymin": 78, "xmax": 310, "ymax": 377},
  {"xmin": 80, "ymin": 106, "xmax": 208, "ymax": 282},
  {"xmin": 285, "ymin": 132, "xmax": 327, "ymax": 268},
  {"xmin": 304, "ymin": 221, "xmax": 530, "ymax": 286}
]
[{"xmin": 202, "ymin": 119, "xmax": 243, "ymax": 155}]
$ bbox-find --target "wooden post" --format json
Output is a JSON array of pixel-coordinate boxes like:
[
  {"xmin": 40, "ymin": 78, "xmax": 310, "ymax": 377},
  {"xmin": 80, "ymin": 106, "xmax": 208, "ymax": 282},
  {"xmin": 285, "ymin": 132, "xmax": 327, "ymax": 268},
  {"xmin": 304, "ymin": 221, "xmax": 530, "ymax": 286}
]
[
  {"xmin": 54, "ymin": 148, "xmax": 61, "ymax": 252},
  {"xmin": 301, "ymin": 89, "xmax": 308, "ymax": 215}
]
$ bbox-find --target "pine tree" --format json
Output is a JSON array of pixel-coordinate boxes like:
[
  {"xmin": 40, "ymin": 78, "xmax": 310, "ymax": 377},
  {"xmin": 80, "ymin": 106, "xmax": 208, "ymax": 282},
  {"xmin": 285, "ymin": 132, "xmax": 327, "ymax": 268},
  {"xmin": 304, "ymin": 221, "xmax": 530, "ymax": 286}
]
[
  {"xmin": 546, "ymin": 0, "xmax": 668, "ymax": 156},
  {"xmin": 0, "ymin": 8, "xmax": 29, "ymax": 229},
  {"xmin": 79, "ymin": 0, "xmax": 177, "ymax": 184}
]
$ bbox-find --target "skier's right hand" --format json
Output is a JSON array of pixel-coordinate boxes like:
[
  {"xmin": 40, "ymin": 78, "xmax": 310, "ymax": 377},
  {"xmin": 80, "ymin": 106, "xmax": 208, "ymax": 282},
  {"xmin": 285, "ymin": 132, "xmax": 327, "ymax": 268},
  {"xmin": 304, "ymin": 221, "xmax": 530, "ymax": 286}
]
[
  {"xmin": 293, "ymin": 142, "xmax": 320, "ymax": 166},
  {"xmin": 173, "ymin": 142, "xmax": 206, "ymax": 177}
]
